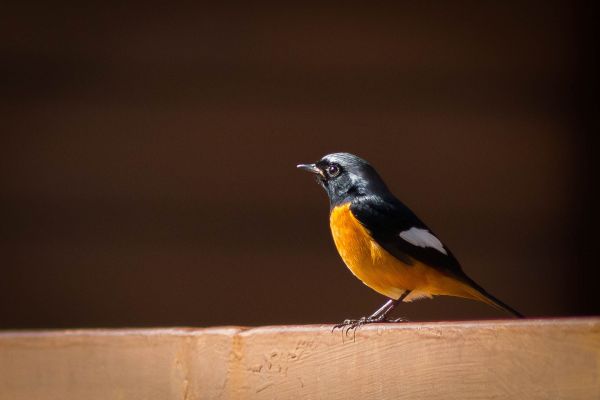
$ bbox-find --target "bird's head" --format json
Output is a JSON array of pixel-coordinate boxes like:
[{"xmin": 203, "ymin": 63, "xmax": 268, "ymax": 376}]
[{"xmin": 297, "ymin": 152, "xmax": 390, "ymax": 207}]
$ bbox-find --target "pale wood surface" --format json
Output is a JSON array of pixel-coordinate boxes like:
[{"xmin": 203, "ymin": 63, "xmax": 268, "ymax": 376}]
[{"xmin": 1, "ymin": 318, "xmax": 598, "ymax": 399}]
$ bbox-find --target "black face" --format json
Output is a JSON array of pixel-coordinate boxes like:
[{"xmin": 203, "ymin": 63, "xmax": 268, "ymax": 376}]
[{"xmin": 297, "ymin": 152, "xmax": 390, "ymax": 207}]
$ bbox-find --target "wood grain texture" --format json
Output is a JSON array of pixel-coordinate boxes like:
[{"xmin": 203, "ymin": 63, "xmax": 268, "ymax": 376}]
[
  {"xmin": 1, "ymin": 319, "xmax": 599, "ymax": 399},
  {"xmin": 0, "ymin": 328, "xmax": 237, "ymax": 400}
]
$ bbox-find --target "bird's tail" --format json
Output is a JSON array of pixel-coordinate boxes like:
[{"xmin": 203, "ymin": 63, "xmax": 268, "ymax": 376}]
[{"xmin": 461, "ymin": 278, "xmax": 524, "ymax": 318}]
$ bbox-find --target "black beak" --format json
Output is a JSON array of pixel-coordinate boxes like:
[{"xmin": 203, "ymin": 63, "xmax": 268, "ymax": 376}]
[{"xmin": 296, "ymin": 163, "xmax": 324, "ymax": 178}]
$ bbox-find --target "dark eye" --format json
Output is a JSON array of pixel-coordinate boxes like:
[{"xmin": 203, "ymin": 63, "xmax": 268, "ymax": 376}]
[{"xmin": 326, "ymin": 164, "xmax": 341, "ymax": 177}]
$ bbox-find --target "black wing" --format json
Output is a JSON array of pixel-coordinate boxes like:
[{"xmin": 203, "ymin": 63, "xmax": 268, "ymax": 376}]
[{"xmin": 350, "ymin": 195, "xmax": 468, "ymax": 280}]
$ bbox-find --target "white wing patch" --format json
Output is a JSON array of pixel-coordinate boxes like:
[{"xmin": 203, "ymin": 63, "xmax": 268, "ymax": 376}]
[{"xmin": 399, "ymin": 227, "xmax": 448, "ymax": 255}]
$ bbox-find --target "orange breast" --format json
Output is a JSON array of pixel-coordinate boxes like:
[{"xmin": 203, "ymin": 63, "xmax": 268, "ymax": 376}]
[{"xmin": 329, "ymin": 203, "xmax": 472, "ymax": 301}]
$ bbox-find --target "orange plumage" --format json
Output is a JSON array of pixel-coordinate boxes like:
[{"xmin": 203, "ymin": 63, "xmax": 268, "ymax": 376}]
[{"xmin": 330, "ymin": 203, "xmax": 495, "ymax": 305}]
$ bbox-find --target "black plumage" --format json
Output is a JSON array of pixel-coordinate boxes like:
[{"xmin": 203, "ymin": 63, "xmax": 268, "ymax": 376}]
[{"xmin": 298, "ymin": 152, "xmax": 523, "ymax": 328}]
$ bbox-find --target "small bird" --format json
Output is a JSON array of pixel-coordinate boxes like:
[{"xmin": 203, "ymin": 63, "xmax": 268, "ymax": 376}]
[{"xmin": 298, "ymin": 152, "xmax": 523, "ymax": 330}]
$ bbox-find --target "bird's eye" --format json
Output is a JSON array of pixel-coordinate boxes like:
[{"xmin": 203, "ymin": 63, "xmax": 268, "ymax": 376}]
[{"xmin": 326, "ymin": 164, "xmax": 341, "ymax": 177}]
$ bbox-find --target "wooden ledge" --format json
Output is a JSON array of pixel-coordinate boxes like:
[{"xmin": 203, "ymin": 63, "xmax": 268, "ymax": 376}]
[{"xmin": 1, "ymin": 318, "xmax": 598, "ymax": 399}]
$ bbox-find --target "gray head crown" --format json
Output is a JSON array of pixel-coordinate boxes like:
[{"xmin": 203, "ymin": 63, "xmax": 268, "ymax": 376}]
[{"xmin": 310, "ymin": 152, "xmax": 392, "ymax": 207}]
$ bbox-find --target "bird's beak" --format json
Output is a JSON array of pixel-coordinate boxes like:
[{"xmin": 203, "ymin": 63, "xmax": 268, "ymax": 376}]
[{"xmin": 296, "ymin": 163, "xmax": 324, "ymax": 178}]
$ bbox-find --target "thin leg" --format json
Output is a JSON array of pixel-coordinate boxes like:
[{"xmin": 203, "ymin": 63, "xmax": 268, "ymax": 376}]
[
  {"xmin": 366, "ymin": 289, "xmax": 411, "ymax": 322},
  {"xmin": 333, "ymin": 290, "xmax": 412, "ymax": 335},
  {"xmin": 368, "ymin": 299, "xmax": 395, "ymax": 320}
]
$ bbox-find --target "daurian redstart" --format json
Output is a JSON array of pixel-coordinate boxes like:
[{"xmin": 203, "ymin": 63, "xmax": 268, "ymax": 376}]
[{"xmin": 298, "ymin": 152, "xmax": 523, "ymax": 330}]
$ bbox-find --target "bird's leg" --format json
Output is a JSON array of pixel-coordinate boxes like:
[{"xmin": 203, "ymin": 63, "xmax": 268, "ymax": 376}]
[
  {"xmin": 368, "ymin": 298, "xmax": 396, "ymax": 320},
  {"xmin": 333, "ymin": 290, "xmax": 411, "ymax": 335}
]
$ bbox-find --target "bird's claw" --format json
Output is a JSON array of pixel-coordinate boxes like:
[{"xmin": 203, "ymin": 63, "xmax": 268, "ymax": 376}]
[
  {"xmin": 331, "ymin": 315, "xmax": 409, "ymax": 337},
  {"xmin": 331, "ymin": 317, "xmax": 368, "ymax": 338},
  {"xmin": 332, "ymin": 316, "xmax": 382, "ymax": 337}
]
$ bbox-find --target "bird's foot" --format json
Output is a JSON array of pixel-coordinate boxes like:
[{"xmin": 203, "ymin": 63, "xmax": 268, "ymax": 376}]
[
  {"xmin": 332, "ymin": 315, "xmax": 408, "ymax": 339},
  {"xmin": 332, "ymin": 316, "xmax": 375, "ymax": 338}
]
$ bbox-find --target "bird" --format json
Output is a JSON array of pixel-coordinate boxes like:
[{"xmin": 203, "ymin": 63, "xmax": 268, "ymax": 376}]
[{"xmin": 297, "ymin": 152, "xmax": 523, "ymax": 331}]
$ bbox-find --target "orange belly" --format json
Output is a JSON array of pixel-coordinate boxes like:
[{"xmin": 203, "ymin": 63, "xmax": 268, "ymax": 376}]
[{"xmin": 329, "ymin": 203, "xmax": 472, "ymax": 301}]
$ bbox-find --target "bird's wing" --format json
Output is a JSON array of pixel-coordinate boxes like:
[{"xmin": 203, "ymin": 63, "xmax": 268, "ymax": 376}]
[{"xmin": 350, "ymin": 196, "xmax": 468, "ymax": 280}]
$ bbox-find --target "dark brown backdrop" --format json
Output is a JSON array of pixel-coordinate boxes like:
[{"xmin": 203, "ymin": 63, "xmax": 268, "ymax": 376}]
[{"xmin": 1, "ymin": 2, "xmax": 597, "ymax": 329}]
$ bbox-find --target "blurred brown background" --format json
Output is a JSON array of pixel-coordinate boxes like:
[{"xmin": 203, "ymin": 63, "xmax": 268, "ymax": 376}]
[{"xmin": 1, "ymin": 2, "xmax": 597, "ymax": 329}]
